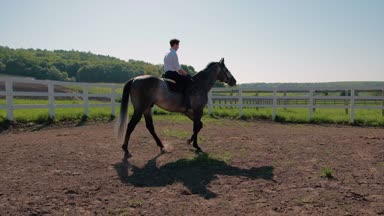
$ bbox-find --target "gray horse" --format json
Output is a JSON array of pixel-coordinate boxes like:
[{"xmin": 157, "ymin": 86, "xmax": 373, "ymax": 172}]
[{"xmin": 115, "ymin": 58, "xmax": 236, "ymax": 157}]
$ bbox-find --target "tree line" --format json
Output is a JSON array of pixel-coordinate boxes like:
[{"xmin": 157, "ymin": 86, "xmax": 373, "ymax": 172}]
[{"xmin": 0, "ymin": 46, "xmax": 197, "ymax": 83}]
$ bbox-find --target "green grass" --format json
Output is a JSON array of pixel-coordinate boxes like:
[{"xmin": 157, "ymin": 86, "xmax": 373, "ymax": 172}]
[
  {"xmin": 1, "ymin": 107, "xmax": 114, "ymax": 124},
  {"xmin": 0, "ymin": 99, "xmax": 117, "ymax": 124},
  {"xmin": 162, "ymin": 128, "xmax": 205, "ymax": 143},
  {"xmin": 0, "ymin": 98, "xmax": 108, "ymax": 105},
  {"xmin": 320, "ymin": 166, "xmax": 335, "ymax": 179},
  {"xmin": 66, "ymin": 85, "xmax": 123, "ymax": 95},
  {"xmin": 0, "ymin": 98, "xmax": 384, "ymax": 127},
  {"xmin": 210, "ymin": 151, "xmax": 233, "ymax": 163},
  {"xmin": 210, "ymin": 107, "xmax": 384, "ymax": 126}
]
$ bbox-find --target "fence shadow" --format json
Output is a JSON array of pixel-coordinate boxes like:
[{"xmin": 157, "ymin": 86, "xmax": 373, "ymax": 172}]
[
  {"xmin": 0, "ymin": 120, "xmax": 11, "ymax": 133},
  {"xmin": 114, "ymin": 153, "xmax": 274, "ymax": 199}
]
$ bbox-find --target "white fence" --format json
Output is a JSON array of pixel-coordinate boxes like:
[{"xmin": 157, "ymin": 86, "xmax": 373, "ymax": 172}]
[
  {"xmin": 208, "ymin": 88, "xmax": 384, "ymax": 123},
  {"xmin": 1, "ymin": 77, "xmax": 384, "ymax": 123},
  {"xmin": 0, "ymin": 78, "xmax": 122, "ymax": 120}
]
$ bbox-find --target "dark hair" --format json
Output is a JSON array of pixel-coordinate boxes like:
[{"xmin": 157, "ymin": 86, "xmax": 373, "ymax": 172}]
[{"xmin": 170, "ymin": 39, "xmax": 180, "ymax": 47}]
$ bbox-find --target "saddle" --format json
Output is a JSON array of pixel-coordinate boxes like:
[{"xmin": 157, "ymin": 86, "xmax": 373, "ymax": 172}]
[
  {"xmin": 161, "ymin": 74, "xmax": 192, "ymax": 111},
  {"xmin": 161, "ymin": 76, "xmax": 184, "ymax": 94}
]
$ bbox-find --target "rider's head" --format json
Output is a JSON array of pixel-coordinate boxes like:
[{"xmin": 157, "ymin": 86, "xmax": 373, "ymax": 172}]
[{"xmin": 170, "ymin": 39, "xmax": 180, "ymax": 51}]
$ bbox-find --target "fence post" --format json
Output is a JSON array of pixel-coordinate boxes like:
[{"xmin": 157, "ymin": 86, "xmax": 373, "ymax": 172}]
[
  {"xmin": 48, "ymin": 82, "xmax": 55, "ymax": 119},
  {"xmin": 344, "ymin": 90, "xmax": 349, "ymax": 115},
  {"xmin": 313, "ymin": 91, "xmax": 316, "ymax": 111},
  {"xmin": 111, "ymin": 86, "xmax": 116, "ymax": 117},
  {"xmin": 5, "ymin": 79, "xmax": 13, "ymax": 121},
  {"xmin": 382, "ymin": 89, "xmax": 384, "ymax": 117},
  {"xmin": 309, "ymin": 90, "xmax": 314, "ymax": 121},
  {"xmin": 83, "ymin": 83, "xmax": 89, "ymax": 116},
  {"xmin": 283, "ymin": 91, "xmax": 287, "ymax": 111},
  {"xmin": 272, "ymin": 90, "xmax": 277, "ymax": 120},
  {"xmin": 255, "ymin": 91, "xmax": 259, "ymax": 110},
  {"xmin": 238, "ymin": 88, "xmax": 243, "ymax": 117},
  {"xmin": 208, "ymin": 90, "xmax": 213, "ymax": 115},
  {"xmin": 350, "ymin": 89, "xmax": 355, "ymax": 124}
]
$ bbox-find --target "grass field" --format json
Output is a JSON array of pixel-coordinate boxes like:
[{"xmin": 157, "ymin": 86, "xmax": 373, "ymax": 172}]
[
  {"xmin": 212, "ymin": 107, "xmax": 384, "ymax": 126},
  {"xmin": 0, "ymin": 99, "xmax": 115, "ymax": 124},
  {"xmin": 1, "ymin": 98, "xmax": 384, "ymax": 127},
  {"xmin": 66, "ymin": 85, "xmax": 123, "ymax": 95}
]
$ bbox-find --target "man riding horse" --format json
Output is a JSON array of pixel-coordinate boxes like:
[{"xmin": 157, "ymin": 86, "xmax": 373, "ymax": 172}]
[
  {"xmin": 115, "ymin": 39, "xmax": 237, "ymax": 157},
  {"xmin": 162, "ymin": 39, "xmax": 193, "ymax": 111}
]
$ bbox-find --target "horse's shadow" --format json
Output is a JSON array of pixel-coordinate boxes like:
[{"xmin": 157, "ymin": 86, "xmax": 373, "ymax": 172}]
[{"xmin": 114, "ymin": 153, "xmax": 274, "ymax": 199}]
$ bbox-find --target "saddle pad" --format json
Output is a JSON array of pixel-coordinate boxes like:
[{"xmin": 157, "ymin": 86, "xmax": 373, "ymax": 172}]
[{"xmin": 162, "ymin": 78, "xmax": 183, "ymax": 93}]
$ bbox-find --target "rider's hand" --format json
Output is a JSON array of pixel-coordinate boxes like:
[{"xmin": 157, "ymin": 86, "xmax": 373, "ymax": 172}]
[{"xmin": 178, "ymin": 70, "xmax": 188, "ymax": 76}]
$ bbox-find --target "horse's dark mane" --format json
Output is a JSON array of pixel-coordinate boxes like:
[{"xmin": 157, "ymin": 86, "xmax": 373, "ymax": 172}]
[
  {"xmin": 192, "ymin": 62, "xmax": 217, "ymax": 78},
  {"xmin": 201, "ymin": 62, "xmax": 217, "ymax": 72}
]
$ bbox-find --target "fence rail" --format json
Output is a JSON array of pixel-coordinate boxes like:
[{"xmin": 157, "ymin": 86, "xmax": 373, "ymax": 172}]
[
  {"xmin": 1, "ymin": 77, "xmax": 384, "ymax": 123},
  {"xmin": 0, "ymin": 78, "xmax": 122, "ymax": 120},
  {"xmin": 207, "ymin": 87, "xmax": 384, "ymax": 122}
]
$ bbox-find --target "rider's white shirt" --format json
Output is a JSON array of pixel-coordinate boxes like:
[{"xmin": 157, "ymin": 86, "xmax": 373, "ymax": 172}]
[{"xmin": 164, "ymin": 48, "xmax": 181, "ymax": 72}]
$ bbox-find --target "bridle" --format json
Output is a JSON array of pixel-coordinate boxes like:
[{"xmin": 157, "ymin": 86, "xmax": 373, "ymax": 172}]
[{"xmin": 218, "ymin": 63, "xmax": 232, "ymax": 82}]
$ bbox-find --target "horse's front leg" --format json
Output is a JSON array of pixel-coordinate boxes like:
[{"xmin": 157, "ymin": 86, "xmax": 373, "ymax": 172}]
[
  {"xmin": 187, "ymin": 134, "xmax": 194, "ymax": 145},
  {"xmin": 185, "ymin": 111, "xmax": 195, "ymax": 145},
  {"xmin": 191, "ymin": 109, "xmax": 203, "ymax": 152}
]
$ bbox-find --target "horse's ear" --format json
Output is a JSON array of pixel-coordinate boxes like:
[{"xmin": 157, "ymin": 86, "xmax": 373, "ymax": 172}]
[{"xmin": 219, "ymin": 58, "xmax": 224, "ymax": 64}]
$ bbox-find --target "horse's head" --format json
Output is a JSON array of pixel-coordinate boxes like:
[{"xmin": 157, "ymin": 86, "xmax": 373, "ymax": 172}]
[{"xmin": 217, "ymin": 58, "xmax": 236, "ymax": 86}]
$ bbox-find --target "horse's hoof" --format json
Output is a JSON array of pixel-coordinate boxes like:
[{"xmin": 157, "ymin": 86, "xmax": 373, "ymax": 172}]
[
  {"xmin": 160, "ymin": 148, "xmax": 167, "ymax": 154},
  {"xmin": 194, "ymin": 147, "xmax": 203, "ymax": 154},
  {"xmin": 187, "ymin": 139, "xmax": 192, "ymax": 145},
  {"xmin": 124, "ymin": 152, "xmax": 132, "ymax": 158}
]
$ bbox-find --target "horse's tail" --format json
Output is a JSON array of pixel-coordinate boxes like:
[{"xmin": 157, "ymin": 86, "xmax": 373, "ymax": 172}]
[{"xmin": 115, "ymin": 79, "xmax": 133, "ymax": 144}]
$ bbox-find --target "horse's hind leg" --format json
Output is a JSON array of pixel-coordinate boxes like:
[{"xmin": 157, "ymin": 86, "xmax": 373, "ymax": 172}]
[
  {"xmin": 143, "ymin": 111, "xmax": 165, "ymax": 153},
  {"xmin": 122, "ymin": 111, "xmax": 142, "ymax": 157}
]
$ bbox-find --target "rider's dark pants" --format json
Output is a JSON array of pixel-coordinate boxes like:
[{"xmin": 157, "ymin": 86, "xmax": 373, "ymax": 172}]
[
  {"xmin": 163, "ymin": 71, "xmax": 192, "ymax": 90},
  {"xmin": 163, "ymin": 71, "xmax": 193, "ymax": 108}
]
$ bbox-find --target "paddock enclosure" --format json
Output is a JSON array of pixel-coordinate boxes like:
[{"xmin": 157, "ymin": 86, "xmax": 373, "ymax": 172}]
[
  {"xmin": 1, "ymin": 119, "xmax": 383, "ymax": 215},
  {"xmin": 1, "ymin": 77, "xmax": 384, "ymax": 124}
]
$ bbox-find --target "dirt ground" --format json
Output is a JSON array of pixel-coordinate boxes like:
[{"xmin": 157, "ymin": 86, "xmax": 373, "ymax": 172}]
[{"xmin": 0, "ymin": 118, "xmax": 383, "ymax": 215}]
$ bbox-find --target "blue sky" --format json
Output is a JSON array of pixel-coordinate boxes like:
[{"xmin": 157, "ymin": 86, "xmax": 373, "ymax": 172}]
[{"xmin": 0, "ymin": 0, "xmax": 383, "ymax": 83}]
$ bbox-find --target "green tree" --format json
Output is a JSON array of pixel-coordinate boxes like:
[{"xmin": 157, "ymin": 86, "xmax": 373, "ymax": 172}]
[{"xmin": 0, "ymin": 46, "xmax": 198, "ymax": 83}]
